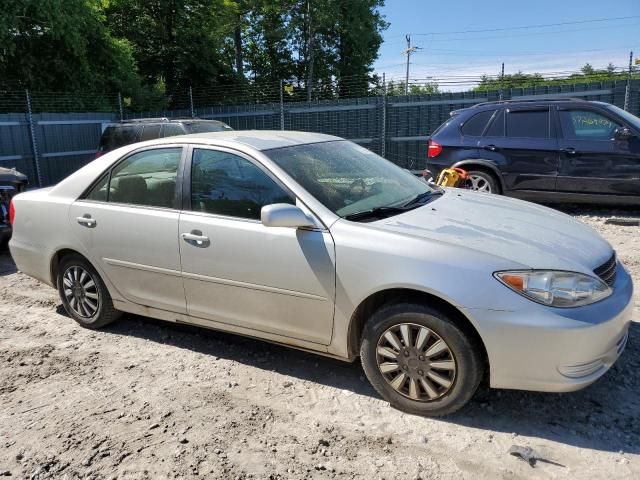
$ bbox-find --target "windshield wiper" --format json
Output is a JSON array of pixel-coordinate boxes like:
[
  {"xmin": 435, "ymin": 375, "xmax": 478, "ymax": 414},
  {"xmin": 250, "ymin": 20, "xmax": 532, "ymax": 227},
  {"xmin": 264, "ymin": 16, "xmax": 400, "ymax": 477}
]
[
  {"xmin": 344, "ymin": 206, "xmax": 409, "ymax": 222},
  {"xmin": 402, "ymin": 189, "xmax": 443, "ymax": 208}
]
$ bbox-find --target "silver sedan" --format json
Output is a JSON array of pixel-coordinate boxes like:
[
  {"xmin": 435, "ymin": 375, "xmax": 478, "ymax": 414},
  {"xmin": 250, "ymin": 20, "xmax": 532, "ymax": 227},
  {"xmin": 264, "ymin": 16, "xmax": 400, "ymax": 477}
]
[{"xmin": 9, "ymin": 131, "xmax": 633, "ymax": 416}]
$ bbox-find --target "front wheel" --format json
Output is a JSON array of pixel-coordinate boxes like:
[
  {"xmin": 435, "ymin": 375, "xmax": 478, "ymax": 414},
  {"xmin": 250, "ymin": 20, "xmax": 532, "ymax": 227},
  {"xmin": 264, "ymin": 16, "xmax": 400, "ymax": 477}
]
[
  {"xmin": 57, "ymin": 254, "xmax": 121, "ymax": 329},
  {"xmin": 360, "ymin": 303, "xmax": 484, "ymax": 416}
]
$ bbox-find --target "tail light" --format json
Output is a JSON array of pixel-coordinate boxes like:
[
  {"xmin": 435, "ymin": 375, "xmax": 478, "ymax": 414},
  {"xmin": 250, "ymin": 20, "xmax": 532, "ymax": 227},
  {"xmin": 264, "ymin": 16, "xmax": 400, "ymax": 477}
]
[
  {"xmin": 9, "ymin": 199, "xmax": 15, "ymax": 226},
  {"xmin": 427, "ymin": 139, "xmax": 442, "ymax": 158},
  {"xmin": 95, "ymin": 151, "xmax": 103, "ymax": 159}
]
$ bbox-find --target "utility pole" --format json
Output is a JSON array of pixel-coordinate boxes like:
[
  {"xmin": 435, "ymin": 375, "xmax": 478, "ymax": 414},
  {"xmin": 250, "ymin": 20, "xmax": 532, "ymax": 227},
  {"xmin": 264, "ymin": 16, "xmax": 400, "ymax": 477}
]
[
  {"xmin": 402, "ymin": 35, "xmax": 421, "ymax": 95},
  {"xmin": 624, "ymin": 51, "xmax": 633, "ymax": 111},
  {"xmin": 306, "ymin": 0, "xmax": 314, "ymax": 102},
  {"xmin": 499, "ymin": 62, "xmax": 505, "ymax": 100}
]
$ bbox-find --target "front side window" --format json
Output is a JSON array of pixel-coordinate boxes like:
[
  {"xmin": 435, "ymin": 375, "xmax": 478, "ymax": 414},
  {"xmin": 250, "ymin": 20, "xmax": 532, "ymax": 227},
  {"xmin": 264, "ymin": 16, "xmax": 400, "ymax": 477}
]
[
  {"xmin": 265, "ymin": 140, "xmax": 437, "ymax": 218},
  {"xmin": 191, "ymin": 149, "xmax": 293, "ymax": 220},
  {"xmin": 559, "ymin": 109, "xmax": 621, "ymax": 141},
  {"xmin": 140, "ymin": 124, "xmax": 162, "ymax": 141},
  {"xmin": 184, "ymin": 121, "xmax": 233, "ymax": 133},
  {"xmin": 162, "ymin": 124, "xmax": 185, "ymax": 137},
  {"xmin": 506, "ymin": 109, "xmax": 549, "ymax": 138},
  {"xmin": 86, "ymin": 147, "xmax": 181, "ymax": 208}
]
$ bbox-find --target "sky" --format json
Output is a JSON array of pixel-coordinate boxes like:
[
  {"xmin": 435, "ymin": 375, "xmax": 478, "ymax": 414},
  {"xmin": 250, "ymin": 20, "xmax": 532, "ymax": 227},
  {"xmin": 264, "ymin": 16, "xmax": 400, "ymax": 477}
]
[{"xmin": 373, "ymin": 0, "xmax": 640, "ymax": 89}]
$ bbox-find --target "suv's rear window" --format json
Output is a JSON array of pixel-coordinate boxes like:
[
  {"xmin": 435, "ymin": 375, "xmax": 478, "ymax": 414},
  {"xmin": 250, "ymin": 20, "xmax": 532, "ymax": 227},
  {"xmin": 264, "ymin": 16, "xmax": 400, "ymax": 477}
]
[{"xmin": 461, "ymin": 110, "xmax": 495, "ymax": 136}]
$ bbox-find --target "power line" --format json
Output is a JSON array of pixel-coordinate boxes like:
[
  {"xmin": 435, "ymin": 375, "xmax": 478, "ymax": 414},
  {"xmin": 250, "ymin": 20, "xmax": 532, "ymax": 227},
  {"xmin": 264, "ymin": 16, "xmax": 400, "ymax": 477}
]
[{"xmin": 411, "ymin": 15, "xmax": 640, "ymax": 36}]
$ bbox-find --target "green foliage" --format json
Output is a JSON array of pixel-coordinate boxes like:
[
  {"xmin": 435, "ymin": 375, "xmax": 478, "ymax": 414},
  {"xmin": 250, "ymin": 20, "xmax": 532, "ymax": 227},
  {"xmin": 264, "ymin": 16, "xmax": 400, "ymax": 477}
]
[
  {"xmin": 473, "ymin": 63, "xmax": 635, "ymax": 91},
  {"xmin": 385, "ymin": 80, "xmax": 440, "ymax": 96}
]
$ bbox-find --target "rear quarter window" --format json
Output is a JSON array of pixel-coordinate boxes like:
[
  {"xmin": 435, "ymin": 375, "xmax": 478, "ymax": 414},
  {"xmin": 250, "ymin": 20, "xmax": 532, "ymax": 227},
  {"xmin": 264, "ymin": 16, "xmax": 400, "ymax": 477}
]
[{"xmin": 460, "ymin": 110, "xmax": 496, "ymax": 136}]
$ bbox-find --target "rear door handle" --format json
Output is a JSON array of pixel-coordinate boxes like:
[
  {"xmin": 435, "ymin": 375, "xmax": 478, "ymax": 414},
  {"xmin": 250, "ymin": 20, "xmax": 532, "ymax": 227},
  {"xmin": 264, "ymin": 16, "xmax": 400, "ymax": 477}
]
[
  {"xmin": 560, "ymin": 147, "xmax": 577, "ymax": 155},
  {"xmin": 76, "ymin": 215, "xmax": 96, "ymax": 228},
  {"xmin": 482, "ymin": 144, "xmax": 498, "ymax": 152},
  {"xmin": 181, "ymin": 231, "xmax": 210, "ymax": 247}
]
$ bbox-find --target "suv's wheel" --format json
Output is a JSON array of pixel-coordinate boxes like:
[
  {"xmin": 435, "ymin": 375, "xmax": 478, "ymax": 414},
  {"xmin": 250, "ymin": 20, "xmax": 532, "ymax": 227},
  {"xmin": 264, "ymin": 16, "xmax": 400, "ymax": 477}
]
[
  {"xmin": 57, "ymin": 254, "xmax": 121, "ymax": 329},
  {"xmin": 466, "ymin": 170, "xmax": 499, "ymax": 194},
  {"xmin": 360, "ymin": 303, "xmax": 483, "ymax": 416}
]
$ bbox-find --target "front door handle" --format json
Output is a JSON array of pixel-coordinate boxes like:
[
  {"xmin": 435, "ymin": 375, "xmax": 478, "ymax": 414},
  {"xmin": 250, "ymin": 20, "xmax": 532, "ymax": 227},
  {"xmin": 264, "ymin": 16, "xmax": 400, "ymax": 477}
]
[
  {"xmin": 560, "ymin": 147, "xmax": 577, "ymax": 155},
  {"xmin": 181, "ymin": 230, "xmax": 210, "ymax": 247},
  {"xmin": 482, "ymin": 144, "xmax": 498, "ymax": 152},
  {"xmin": 76, "ymin": 215, "xmax": 96, "ymax": 228}
]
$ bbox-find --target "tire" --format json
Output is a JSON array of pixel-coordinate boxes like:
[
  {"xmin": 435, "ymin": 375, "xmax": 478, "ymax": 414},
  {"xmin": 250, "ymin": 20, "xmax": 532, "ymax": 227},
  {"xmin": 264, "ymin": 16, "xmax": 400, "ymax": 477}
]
[
  {"xmin": 466, "ymin": 170, "xmax": 500, "ymax": 194},
  {"xmin": 57, "ymin": 254, "xmax": 121, "ymax": 329},
  {"xmin": 360, "ymin": 302, "xmax": 484, "ymax": 417}
]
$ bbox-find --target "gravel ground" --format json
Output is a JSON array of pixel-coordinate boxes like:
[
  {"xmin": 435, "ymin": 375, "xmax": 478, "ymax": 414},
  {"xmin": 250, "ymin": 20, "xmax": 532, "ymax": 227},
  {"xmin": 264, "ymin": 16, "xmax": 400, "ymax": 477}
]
[{"xmin": 0, "ymin": 206, "xmax": 639, "ymax": 480}]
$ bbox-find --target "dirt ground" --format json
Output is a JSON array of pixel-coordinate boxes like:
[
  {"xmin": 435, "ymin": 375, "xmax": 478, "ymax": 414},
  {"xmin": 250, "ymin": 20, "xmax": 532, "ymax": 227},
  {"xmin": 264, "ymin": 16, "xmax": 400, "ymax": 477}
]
[{"xmin": 1, "ymin": 206, "xmax": 639, "ymax": 480}]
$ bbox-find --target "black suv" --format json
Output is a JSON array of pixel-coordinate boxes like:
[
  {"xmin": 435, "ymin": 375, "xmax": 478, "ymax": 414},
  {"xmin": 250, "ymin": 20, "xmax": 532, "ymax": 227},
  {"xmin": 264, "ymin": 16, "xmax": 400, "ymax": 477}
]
[
  {"xmin": 97, "ymin": 118, "xmax": 232, "ymax": 156},
  {"xmin": 427, "ymin": 99, "xmax": 640, "ymax": 204}
]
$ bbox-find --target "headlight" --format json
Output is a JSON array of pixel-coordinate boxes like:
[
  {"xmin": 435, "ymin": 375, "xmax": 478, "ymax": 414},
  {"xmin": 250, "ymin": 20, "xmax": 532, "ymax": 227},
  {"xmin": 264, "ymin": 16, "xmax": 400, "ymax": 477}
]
[{"xmin": 494, "ymin": 270, "xmax": 612, "ymax": 307}]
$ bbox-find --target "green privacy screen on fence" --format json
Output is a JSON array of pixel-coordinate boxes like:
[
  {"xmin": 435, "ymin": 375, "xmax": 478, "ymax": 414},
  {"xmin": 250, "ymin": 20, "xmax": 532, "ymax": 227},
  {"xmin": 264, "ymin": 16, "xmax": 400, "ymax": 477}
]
[{"xmin": 0, "ymin": 79, "xmax": 638, "ymax": 187}]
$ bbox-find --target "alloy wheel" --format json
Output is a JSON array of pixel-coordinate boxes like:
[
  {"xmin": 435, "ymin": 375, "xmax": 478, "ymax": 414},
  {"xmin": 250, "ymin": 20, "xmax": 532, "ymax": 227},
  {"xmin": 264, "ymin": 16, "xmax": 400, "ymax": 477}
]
[
  {"xmin": 466, "ymin": 174, "xmax": 492, "ymax": 192},
  {"xmin": 376, "ymin": 323, "xmax": 457, "ymax": 401},
  {"xmin": 62, "ymin": 266, "xmax": 100, "ymax": 318}
]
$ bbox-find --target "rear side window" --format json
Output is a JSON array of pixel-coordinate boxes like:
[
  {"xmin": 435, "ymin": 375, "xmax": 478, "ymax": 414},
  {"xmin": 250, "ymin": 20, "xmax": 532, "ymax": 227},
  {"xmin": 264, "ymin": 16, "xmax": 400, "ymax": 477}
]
[
  {"xmin": 85, "ymin": 147, "xmax": 182, "ymax": 209},
  {"xmin": 162, "ymin": 124, "xmax": 185, "ymax": 137},
  {"xmin": 140, "ymin": 124, "xmax": 162, "ymax": 141},
  {"xmin": 559, "ymin": 109, "xmax": 620, "ymax": 141},
  {"xmin": 506, "ymin": 109, "xmax": 549, "ymax": 138},
  {"xmin": 461, "ymin": 110, "xmax": 495, "ymax": 136},
  {"xmin": 184, "ymin": 122, "xmax": 233, "ymax": 134}
]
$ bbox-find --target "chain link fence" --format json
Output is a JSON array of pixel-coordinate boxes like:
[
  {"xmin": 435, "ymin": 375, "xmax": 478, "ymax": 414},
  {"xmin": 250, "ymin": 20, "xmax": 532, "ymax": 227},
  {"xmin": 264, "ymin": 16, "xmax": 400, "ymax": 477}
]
[{"xmin": 1, "ymin": 76, "xmax": 639, "ymax": 187}]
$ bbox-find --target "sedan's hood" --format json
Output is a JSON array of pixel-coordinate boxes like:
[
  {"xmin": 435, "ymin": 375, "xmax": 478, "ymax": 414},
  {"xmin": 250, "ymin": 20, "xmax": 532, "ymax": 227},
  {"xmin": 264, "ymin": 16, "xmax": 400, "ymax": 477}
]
[{"xmin": 373, "ymin": 189, "xmax": 612, "ymax": 272}]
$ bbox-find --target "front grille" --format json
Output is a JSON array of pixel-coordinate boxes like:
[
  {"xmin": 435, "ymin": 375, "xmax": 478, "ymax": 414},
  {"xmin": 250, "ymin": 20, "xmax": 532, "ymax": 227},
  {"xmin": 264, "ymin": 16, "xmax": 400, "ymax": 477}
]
[{"xmin": 594, "ymin": 252, "xmax": 617, "ymax": 287}]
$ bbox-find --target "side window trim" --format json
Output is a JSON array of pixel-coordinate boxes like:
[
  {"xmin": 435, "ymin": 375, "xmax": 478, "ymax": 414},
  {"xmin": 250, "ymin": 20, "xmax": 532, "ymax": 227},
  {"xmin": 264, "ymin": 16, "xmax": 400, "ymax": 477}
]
[
  {"xmin": 79, "ymin": 144, "xmax": 186, "ymax": 211},
  {"xmin": 183, "ymin": 145, "xmax": 303, "ymax": 223}
]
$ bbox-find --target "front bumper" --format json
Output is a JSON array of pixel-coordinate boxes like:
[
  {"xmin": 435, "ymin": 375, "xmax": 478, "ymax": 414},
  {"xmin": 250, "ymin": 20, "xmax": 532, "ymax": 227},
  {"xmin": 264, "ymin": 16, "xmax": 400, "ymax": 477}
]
[{"xmin": 464, "ymin": 262, "xmax": 634, "ymax": 392}]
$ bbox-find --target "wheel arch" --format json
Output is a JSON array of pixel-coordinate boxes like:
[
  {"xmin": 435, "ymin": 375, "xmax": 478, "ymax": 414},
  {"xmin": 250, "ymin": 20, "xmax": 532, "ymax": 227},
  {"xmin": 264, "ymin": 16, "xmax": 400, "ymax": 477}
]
[
  {"xmin": 346, "ymin": 288, "xmax": 489, "ymax": 373},
  {"xmin": 50, "ymin": 248, "xmax": 93, "ymax": 287},
  {"xmin": 452, "ymin": 159, "xmax": 505, "ymax": 193}
]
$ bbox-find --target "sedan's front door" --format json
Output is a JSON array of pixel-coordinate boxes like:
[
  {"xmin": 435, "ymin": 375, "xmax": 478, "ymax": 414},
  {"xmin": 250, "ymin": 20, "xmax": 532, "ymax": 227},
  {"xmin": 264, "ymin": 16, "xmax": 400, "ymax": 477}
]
[
  {"xmin": 179, "ymin": 147, "xmax": 335, "ymax": 345},
  {"xmin": 556, "ymin": 107, "xmax": 640, "ymax": 196},
  {"xmin": 69, "ymin": 146, "xmax": 186, "ymax": 314}
]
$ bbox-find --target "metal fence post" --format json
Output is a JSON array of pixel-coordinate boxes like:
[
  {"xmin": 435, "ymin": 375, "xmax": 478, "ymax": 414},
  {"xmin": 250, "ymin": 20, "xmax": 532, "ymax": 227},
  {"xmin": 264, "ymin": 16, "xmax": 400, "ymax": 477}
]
[
  {"xmin": 189, "ymin": 86, "xmax": 195, "ymax": 118},
  {"xmin": 25, "ymin": 89, "xmax": 43, "ymax": 187},
  {"xmin": 279, "ymin": 80, "xmax": 285, "ymax": 130},
  {"xmin": 117, "ymin": 92, "xmax": 124, "ymax": 121},
  {"xmin": 381, "ymin": 73, "xmax": 387, "ymax": 158},
  {"xmin": 624, "ymin": 51, "xmax": 633, "ymax": 111}
]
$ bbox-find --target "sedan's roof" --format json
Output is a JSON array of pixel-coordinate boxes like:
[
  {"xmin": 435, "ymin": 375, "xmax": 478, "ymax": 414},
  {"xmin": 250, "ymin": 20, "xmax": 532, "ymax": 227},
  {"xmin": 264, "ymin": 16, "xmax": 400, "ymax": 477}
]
[{"xmin": 161, "ymin": 130, "xmax": 342, "ymax": 151}]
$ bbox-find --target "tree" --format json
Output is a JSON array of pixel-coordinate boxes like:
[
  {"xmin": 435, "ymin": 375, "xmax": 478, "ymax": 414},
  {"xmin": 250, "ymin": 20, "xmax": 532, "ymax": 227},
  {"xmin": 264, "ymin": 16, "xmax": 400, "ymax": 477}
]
[{"xmin": 0, "ymin": 0, "xmax": 138, "ymax": 95}]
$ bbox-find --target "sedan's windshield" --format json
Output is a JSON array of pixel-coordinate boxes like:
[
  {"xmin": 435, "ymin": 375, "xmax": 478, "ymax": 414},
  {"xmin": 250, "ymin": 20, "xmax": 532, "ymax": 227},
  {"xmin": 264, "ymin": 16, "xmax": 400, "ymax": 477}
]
[{"xmin": 265, "ymin": 140, "xmax": 437, "ymax": 218}]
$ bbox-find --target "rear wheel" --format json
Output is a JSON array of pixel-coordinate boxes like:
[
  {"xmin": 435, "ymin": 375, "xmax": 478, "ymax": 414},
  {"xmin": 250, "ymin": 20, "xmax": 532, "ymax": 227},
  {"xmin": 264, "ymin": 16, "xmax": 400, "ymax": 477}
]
[
  {"xmin": 360, "ymin": 303, "xmax": 483, "ymax": 416},
  {"xmin": 465, "ymin": 170, "xmax": 500, "ymax": 194},
  {"xmin": 57, "ymin": 254, "xmax": 121, "ymax": 329}
]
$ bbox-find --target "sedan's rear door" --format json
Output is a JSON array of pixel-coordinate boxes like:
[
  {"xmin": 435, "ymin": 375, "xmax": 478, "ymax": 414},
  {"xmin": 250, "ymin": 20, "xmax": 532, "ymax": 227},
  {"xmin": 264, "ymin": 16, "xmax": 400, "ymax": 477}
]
[{"xmin": 69, "ymin": 145, "xmax": 187, "ymax": 314}]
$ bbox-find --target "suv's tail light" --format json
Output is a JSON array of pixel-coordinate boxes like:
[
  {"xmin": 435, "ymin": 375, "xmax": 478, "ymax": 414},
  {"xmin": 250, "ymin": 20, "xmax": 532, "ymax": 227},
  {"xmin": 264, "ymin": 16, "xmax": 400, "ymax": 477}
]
[
  {"xmin": 427, "ymin": 139, "xmax": 442, "ymax": 158},
  {"xmin": 9, "ymin": 199, "xmax": 15, "ymax": 226},
  {"xmin": 95, "ymin": 151, "xmax": 103, "ymax": 159}
]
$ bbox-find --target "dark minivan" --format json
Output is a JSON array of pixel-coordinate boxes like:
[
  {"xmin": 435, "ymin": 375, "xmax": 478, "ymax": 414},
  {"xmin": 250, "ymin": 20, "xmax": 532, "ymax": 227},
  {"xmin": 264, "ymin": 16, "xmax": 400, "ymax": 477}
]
[
  {"xmin": 427, "ymin": 98, "xmax": 640, "ymax": 204},
  {"xmin": 97, "ymin": 118, "xmax": 232, "ymax": 156}
]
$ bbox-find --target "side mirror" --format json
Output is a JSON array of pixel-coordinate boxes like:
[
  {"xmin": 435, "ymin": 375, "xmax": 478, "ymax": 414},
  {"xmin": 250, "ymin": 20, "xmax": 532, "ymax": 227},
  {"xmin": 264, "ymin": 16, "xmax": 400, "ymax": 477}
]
[
  {"xmin": 261, "ymin": 203, "xmax": 315, "ymax": 228},
  {"xmin": 614, "ymin": 126, "xmax": 633, "ymax": 140}
]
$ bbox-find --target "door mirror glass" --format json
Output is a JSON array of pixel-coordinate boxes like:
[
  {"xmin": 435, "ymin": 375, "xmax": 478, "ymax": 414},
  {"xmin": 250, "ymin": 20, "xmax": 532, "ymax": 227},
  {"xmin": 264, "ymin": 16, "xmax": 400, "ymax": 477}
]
[
  {"xmin": 615, "ymin": 126, "xmax": 633, "ymax": 140},
  {"xmin": 261, "ymin": 204, "xmax": 315, "ymax": 228}
]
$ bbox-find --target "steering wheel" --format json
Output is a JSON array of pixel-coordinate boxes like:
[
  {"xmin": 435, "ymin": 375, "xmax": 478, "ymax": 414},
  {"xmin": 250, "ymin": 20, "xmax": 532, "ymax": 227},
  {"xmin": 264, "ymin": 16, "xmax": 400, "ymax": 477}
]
[{"xmin": 348, "ymin": 179, "xmax": 367, "ymax": 200}]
